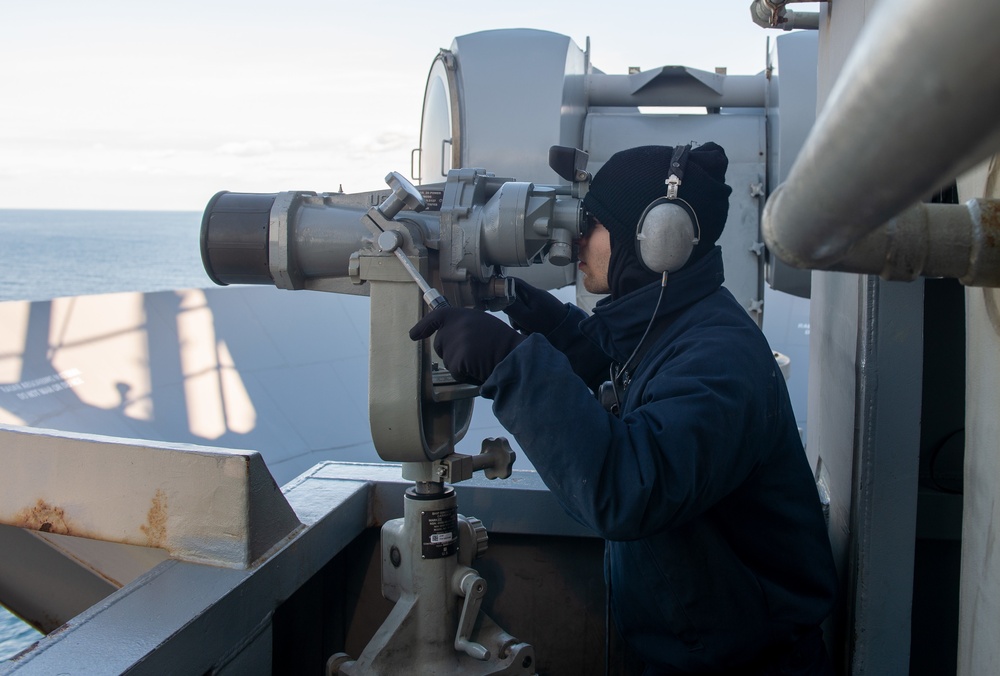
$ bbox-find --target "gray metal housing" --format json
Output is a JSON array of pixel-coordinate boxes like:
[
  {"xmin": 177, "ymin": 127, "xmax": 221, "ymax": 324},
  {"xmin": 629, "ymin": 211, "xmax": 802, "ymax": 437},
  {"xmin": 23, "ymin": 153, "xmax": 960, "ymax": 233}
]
[{"xmin": 417, "ymin": 28, "xmax": 798, "ymax": 321}]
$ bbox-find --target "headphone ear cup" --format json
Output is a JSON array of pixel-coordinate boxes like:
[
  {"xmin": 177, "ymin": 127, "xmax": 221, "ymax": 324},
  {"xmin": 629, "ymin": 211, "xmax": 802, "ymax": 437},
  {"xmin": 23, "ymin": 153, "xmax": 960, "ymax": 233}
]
[{"xmin": 635, "ymin": 198, "xmax": 699, "ymax": 274}]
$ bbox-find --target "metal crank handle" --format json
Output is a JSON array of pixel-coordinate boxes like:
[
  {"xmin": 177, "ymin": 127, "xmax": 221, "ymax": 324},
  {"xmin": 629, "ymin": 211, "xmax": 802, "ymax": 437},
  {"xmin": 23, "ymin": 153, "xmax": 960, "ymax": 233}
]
[
  {"xmin": 376, "ymin": 230, "xmax": 449, "ymax": 310},
  {"xmin": 452, "ymin": 568, "xmax": 490, "ymax": 661}
]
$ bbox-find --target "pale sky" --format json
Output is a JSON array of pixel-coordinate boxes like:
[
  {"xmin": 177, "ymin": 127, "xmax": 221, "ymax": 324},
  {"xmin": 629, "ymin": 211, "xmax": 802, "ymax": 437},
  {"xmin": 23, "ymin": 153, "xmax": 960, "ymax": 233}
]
[{"xmin": 1, "ymin": 1, "xmax": 794, "ymax": 211}]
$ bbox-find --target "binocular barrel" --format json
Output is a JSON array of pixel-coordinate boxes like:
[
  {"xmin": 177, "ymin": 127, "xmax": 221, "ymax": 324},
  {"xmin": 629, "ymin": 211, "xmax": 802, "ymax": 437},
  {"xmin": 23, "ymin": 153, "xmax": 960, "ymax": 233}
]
[
  {"xmin": 201, "ymin": 190, "xmax": 399, "ymax": 290},
  {"xmin": 200, "ymin": 173, "xmax": 585, "ymax": 295}
]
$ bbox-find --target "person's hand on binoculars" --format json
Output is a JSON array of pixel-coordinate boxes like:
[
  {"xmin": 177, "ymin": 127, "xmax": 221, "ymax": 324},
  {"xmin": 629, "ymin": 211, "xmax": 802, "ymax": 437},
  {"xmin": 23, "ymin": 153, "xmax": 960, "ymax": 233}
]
[
  {"xmin": 503, "ymin": 278, "xmax": 569, "ymax": 336},
  {"xmin": 409, "ymin": 307, "xmax": 525, "ymax": 385}
]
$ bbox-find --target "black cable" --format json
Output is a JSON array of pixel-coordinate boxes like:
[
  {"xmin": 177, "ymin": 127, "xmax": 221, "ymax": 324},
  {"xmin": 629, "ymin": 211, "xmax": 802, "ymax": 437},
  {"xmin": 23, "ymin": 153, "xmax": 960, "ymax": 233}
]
[
  {"xmin": 605, "ymin": 273, "xmax": 668, "ymax": 675},
  {"xmin": 611, "ymin": 272, "xmax": 669, "ymax": 407}
]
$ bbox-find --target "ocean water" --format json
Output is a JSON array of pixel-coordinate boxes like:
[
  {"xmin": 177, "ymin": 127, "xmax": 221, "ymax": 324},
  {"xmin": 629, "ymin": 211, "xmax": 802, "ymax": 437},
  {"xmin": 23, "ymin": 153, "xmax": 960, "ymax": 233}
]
[
  {"xmin": 0, "ymin": 208, "xmax": 209, "ymax": 660},
  {"xmin": 0, "ymin": 209, "xmax": 209, "ymax": 303}
]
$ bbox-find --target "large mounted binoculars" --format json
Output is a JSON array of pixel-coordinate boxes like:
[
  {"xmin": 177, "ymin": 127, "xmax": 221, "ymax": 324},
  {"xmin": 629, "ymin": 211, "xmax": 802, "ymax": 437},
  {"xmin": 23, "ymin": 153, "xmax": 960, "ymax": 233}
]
[
  {"xmin": 202, "ymin": 159, "xmax": 593, "ymax": 675},
  {"xmin": 200, "ymin": 149, "xmax": 589, "ymax": 312},
  {"xmin": 199, "ymin": 150, "xmax": 589, "ymax": 467}
]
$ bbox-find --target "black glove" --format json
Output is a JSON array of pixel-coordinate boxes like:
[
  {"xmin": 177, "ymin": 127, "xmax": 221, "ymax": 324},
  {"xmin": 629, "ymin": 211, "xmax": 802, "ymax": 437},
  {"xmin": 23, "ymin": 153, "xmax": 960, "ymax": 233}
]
[
  {"xmin": 409, "ymin": 307, "xmax": 526, "ymax": 385},
  {"xmin": 502, "ymin": 278, "xmax": 570, "ymax": 336}
]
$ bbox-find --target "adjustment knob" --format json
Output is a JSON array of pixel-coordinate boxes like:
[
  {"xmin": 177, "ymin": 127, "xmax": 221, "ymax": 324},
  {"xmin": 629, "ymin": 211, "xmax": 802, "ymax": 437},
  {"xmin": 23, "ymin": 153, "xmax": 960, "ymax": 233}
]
[
  {"xmin": 458, "ymin": 515, "xmax": 489, "ymax": 563},
  {"xmin": 379, "ymin": 171, "xmax": 426, "ymax": 219}
]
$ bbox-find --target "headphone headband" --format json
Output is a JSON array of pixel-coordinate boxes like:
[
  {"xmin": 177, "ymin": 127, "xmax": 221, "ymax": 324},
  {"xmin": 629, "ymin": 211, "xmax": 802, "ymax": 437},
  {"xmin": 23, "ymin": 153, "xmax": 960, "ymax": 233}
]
[{"xmin": 665, "ymin": 144, "xmax": 691, "ymax": 199}]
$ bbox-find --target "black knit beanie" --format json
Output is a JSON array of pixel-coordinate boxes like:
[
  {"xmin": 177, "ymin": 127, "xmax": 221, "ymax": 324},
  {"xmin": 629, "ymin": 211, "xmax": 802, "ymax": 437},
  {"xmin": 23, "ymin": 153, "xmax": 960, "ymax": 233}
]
[{"xmin": 582, "ymin": 143, "xmax": 732, "ymax": 298}]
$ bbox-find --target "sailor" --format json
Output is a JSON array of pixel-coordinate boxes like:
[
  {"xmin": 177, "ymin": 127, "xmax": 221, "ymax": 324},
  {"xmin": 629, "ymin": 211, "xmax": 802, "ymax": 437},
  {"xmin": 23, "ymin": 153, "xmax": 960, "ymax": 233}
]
[{"xmin": 410, "ymin": 144, "xmax": 837, "ymax": 675}]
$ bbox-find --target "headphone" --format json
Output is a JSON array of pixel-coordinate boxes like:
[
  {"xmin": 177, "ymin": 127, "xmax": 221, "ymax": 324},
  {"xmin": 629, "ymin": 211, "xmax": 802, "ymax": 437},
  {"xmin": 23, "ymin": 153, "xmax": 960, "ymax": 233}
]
[
  {"xmin": 597, "ymin": 146, "xmax": 701, "ymax": 416},
  {"xmin": 634, "ymin": 144, "xmax": 701, "ymax": 274}
]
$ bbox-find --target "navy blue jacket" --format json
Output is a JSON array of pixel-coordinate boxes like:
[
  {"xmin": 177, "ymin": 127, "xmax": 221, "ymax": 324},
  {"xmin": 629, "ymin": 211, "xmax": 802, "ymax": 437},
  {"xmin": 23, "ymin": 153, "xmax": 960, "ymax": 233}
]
[{"xmin": 481, "ymin": 248, "xmax": 837, "ymax": 673}]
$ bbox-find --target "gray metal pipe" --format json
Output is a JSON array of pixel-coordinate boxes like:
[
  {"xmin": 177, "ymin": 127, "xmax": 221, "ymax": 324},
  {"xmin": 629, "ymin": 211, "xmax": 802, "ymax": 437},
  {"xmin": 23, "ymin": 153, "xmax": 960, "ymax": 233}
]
[
  {"xmin": 780, "ymin": 11, "xmax": 818, "ymax": 31},
  {"xmin": 749, "ymin": 1, "xmax": 819, "ymax": 31},
  {"xmin": 762, "ymin": 0, "xmax": 1000, "ymax": 273},
  {"xmin": 586, "ymin": 69, "xmax": 769, "ymax": 109},
  {"xmin": 821, "ymin": 200, "xmax": 1000, "ymax": 287}
]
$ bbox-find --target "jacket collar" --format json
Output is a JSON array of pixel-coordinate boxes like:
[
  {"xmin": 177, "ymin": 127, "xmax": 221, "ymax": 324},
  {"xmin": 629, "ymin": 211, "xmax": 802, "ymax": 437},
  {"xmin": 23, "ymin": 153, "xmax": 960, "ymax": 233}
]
[{"xmin": 581, "ymin": 246, "xmax": 725, "ymax": 363}]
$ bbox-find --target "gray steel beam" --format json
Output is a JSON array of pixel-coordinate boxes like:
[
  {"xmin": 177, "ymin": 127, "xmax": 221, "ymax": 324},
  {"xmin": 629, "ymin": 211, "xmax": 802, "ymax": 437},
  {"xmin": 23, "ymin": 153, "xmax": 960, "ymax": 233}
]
[
  {"xmin": 586, "ymin": 69, "xmax": 769, "ymax": 109},
  {"xmin": 0, "ymin": 425, "xmax": 302, "ymax": 569},
  {"xmin": 844, "ymin": 277, "xmax": 924, "ymax": 675}
]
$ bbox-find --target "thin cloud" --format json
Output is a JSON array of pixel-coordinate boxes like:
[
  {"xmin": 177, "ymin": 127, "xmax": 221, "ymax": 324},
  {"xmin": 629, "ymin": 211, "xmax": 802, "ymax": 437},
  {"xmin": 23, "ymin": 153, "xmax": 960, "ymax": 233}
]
[
  {"xmin": 364, "ymin": 131, "xmax": 413, "ymax": 155},
  {"xmin": 215, "ymin": 140, "xmax": 275, "ymax": 157}
]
